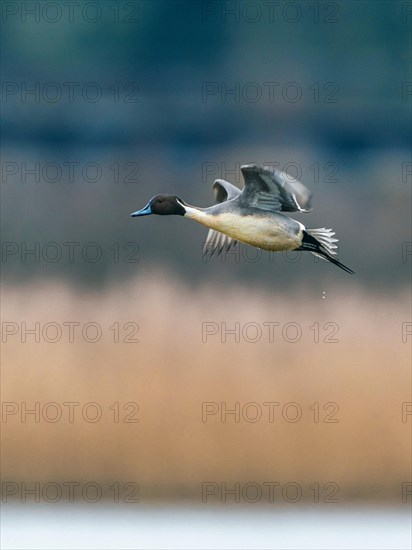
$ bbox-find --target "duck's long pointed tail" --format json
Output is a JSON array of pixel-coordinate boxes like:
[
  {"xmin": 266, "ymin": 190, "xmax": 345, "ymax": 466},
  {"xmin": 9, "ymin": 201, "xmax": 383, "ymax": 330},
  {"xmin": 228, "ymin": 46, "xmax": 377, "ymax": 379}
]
[{"xmin": 298, "ymin": 228, "xmax": 355, "ymax": 275}]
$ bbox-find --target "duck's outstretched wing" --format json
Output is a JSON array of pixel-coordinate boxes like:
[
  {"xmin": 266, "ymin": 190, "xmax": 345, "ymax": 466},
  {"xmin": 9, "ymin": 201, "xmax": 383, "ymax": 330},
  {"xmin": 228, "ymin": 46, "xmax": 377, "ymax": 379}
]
[
  {"xmin": 203, "ymin": 179, "xmax": 241, "ymax": 257},
  {"xmin": 212, "ymin": 179, "xmax": 242, "ymax": 203},
  {"xmin": 240, "ymin": 164, "xmax": 313, "ymax": 213}
]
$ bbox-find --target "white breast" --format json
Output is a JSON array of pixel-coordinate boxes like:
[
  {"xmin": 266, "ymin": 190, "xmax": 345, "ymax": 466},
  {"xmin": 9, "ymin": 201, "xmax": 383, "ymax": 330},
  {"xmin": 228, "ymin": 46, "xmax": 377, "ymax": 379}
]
[{"xmin": 184, "ymin": 206, "xmax": 303, "ymax": 252}]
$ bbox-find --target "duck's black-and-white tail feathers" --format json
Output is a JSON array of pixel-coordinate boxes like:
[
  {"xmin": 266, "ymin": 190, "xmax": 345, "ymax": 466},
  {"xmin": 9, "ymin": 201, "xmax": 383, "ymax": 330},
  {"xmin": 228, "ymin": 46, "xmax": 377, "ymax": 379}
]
[{"xmin": 299, "ymin": 228, "xmax": 354, "ymax": 275}]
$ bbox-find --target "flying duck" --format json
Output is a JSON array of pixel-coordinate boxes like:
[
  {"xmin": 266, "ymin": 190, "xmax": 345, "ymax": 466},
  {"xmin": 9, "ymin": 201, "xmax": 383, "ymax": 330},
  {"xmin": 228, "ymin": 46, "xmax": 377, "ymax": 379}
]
[{"xmin": 131, "ymin": 163, "xmax": 354, "ymax": 274}]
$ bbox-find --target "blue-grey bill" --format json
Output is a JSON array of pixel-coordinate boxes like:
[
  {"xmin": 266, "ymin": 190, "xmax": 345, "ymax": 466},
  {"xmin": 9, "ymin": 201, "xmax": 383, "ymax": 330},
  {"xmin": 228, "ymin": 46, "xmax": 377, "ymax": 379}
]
[{"xmin": 131, "ymin": 205, "xmax": 152, "ymax": 217}]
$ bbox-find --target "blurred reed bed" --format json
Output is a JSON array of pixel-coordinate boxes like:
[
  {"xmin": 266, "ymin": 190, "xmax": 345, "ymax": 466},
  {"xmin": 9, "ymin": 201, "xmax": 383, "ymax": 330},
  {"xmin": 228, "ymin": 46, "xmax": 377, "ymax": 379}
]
[{"xmin": 1, "ymin": 274, "xmax": 410, "ymax": 503}]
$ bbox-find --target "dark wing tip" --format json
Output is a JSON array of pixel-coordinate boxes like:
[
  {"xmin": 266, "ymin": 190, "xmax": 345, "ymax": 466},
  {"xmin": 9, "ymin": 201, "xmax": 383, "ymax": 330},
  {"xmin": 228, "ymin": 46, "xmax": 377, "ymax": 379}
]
[
  {"xmin": 300, "ymin": 195, "xmax": 313, "ymax": 212},
  {"xmin": 241, "ymin": 163, "xmax": 260, "ymax": 173}
]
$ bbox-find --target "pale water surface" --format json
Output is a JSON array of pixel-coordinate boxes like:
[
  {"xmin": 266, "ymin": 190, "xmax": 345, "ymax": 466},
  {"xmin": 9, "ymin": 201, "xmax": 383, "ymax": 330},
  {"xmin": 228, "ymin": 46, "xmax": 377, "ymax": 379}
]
[{"xmin": 1, "ymin": 505, "xmax": 411, "ymax": 549}]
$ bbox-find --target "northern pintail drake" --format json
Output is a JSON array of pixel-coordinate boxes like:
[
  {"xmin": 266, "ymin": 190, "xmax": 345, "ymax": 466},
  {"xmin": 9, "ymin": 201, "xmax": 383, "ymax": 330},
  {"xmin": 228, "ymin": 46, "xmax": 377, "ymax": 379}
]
[{"xmin": 131, "ymin": 163, "xmax": 354, "ymax": 274}]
